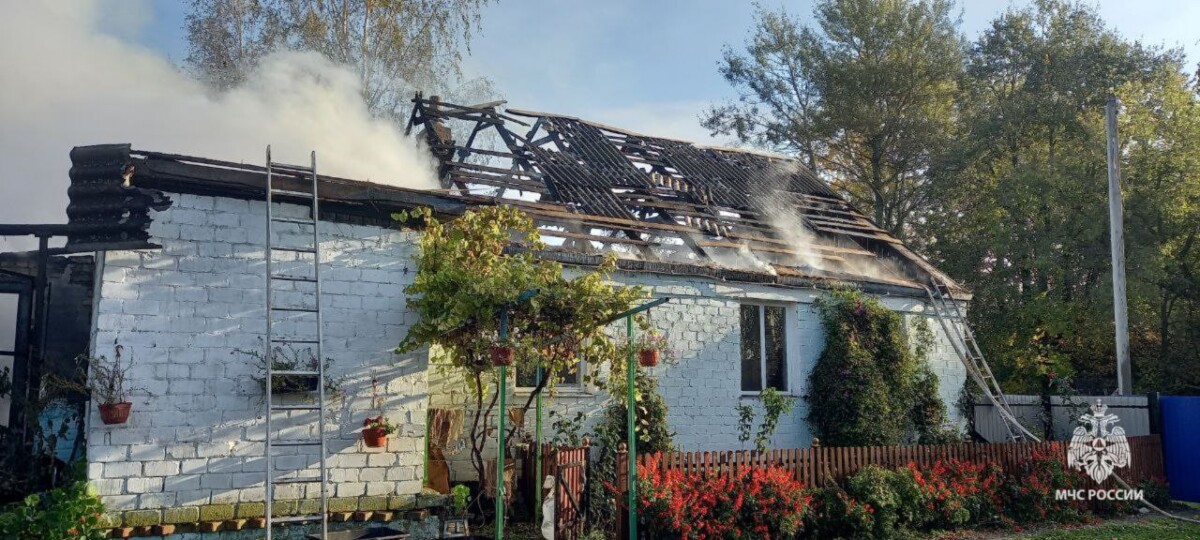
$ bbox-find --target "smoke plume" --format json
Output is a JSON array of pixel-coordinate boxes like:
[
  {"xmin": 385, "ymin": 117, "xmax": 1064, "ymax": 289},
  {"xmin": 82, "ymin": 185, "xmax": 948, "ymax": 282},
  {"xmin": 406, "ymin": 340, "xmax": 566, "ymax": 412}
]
[{"xmin": 0, "ymin": 1, "xmax": 437, "ymax": 235}]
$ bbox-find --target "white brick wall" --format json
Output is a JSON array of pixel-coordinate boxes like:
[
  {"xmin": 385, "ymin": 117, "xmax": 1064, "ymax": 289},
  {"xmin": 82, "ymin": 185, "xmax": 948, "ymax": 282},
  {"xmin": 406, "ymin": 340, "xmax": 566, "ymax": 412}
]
[
  {"xmin": 429, "ymin": 272, "xmax": 969, "ymax": 480},
  {"xmin": 87, "ymin": 193, "xmax": 427, "ymax": 512},
  {"xmin": 86, "ymin": 191, "xmax": 969, "ymax": 506}
]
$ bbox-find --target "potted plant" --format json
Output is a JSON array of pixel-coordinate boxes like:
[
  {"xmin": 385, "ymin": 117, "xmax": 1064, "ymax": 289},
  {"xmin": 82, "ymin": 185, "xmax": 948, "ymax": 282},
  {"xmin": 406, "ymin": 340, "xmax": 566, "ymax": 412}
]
[
  {"xmin": 632, "ymin": 332, "xmax": 673, "ymax": 368},
  {"xmin": 489, "ymin": 343, "xmax": 514, "ymax": 367},
  {"xmin": 78, "ymin": 343, "xmax": 135, "ymax": 425},
  {"xmin": 362, "ymin": 415, "xmax": 397, "ymax": 448},
  {"xmin": 450, "ymin": 484, "xmax": 470, "ymax": 516},
  {"xmin": 442, "ymin": 484, "xmax": 472, "ymax": 538},
  {"xmin": 237, "ymin": 340, "xmax": 343, "ymax": 399}
]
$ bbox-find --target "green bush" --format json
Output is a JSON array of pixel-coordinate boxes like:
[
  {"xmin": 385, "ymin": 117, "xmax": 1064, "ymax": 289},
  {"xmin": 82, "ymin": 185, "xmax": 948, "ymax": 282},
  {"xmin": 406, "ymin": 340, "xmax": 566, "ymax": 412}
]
[
  {"xmin": 842, "ymin": 465, "xmax": 934, "ymax": 538},
  {"xmin": 1002, "ymin": 450, "xmax": 1089, "ymax": 526},
  {"xmin": 0, "ymin": 477, "xmax": 108, "ymax": 540},
  {"xmin": 806, "ymin": 289, "xmax": 956, "ymax": 447},
  {"xmin": 804, "ymin": 484, "xmax": 876, "ymax": 539}
]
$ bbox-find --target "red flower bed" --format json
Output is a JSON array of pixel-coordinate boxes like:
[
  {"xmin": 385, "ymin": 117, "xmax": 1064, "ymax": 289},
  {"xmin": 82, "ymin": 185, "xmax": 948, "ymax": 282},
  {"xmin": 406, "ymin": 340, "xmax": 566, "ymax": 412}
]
[
  {"xmin": 902, "ymin": 458, "xmax": 1004, "ymax": 527},
  {"xmin": 1002, "ymin": 449, "xmax": 1090, "ymax": 525},
  {"xmin": 638, "ymin": 454, "xmax": 812, "ymax": 539}
]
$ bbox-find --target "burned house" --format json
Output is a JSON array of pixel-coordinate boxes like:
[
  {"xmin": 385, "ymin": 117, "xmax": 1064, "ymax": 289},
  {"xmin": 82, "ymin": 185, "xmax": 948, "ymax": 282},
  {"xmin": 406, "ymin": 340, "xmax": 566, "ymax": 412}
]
[{"xmin": 3, "ymin": 98, "xmax": 969, "ymax": 531}]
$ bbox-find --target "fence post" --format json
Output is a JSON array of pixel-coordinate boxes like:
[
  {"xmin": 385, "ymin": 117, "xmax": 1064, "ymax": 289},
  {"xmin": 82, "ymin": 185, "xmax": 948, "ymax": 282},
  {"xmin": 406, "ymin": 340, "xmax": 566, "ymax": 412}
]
[
  {"xmin": 616, "ymin": 442, "xmax": 628, "ymax": 540},
  {"xmin": 1148, "ymin": 392, "xmax": 1162, "ymax": 435}
]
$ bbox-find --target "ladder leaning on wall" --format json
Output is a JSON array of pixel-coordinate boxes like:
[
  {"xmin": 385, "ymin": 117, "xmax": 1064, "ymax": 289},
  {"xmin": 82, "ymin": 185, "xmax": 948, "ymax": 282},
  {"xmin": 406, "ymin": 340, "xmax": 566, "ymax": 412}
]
[
  {"xmin": 924, "ymin": 277, "xmax": 1039, "ymax": 442},
  {"xmin": 263, "ymin": 146, "xmax": 330, "ymax": 539}
]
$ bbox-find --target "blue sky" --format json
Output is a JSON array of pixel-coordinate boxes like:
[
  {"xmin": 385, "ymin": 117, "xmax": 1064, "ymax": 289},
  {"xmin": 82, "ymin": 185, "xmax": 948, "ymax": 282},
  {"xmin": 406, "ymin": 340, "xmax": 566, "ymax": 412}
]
[{"xmin": 122, "ymin": 0, "xmax": 1200, "ymax": 144}]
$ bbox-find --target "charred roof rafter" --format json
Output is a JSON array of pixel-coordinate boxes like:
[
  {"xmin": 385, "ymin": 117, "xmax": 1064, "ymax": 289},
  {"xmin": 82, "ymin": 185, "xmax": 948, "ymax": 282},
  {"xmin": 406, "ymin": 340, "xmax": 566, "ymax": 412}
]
[{"xmin": 405, "ymin": 94, "xmax": 961, "ymax": 292}]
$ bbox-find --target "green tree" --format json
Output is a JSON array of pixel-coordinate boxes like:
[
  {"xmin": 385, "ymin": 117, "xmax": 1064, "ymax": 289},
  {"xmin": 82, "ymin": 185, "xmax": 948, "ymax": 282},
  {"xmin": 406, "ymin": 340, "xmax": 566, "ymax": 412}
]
[
  {"xmin": 705, "ymin": 0, "xmax": 964, "ymax": 238},
  {"xmin": 806, "ymin": 289, "xmax": 954, "ymax": 446},
  {"xmin": 185, "ymin": 0, "xmax": 494, "ymax": 119},
  {"xmin": 395, "ymin": 206, "xmax": 649, "ymax": 485},
  {"xmin": 926, "ymin": 0, "xmax": 1199, "ymax": 393}
]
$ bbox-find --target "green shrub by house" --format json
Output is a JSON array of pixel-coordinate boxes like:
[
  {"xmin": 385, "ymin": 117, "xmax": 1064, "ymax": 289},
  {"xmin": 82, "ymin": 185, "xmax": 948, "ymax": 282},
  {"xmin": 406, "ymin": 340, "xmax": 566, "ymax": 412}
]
[
  {"xmin": 806, "ymin": 289, "xmax": 958, "ymax": 446},
  {"xmin": 0, "ymin": 473, "xmax": 108, "ymax": 540}
]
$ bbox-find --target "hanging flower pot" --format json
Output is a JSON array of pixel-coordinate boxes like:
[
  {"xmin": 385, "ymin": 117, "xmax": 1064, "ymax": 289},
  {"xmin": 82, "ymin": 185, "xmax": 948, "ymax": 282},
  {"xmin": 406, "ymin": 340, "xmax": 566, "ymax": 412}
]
[
  {"xmin": 637, "ymin": 348, "xmax": 660, "ymax": 368},
  {"xmin": 363, "ymin": 428, "xmax": 388, "ymax": 448},
  {"xmin": 362, "ymin": 416, "xmax": 396, "ymax": 449},
  {"xmin": 98, "ymin": 402, "xmax": 132, "ymax": 425},
  {"xmin": 489, "ymin": 345, "xmax": 514, "ymax": 367}
]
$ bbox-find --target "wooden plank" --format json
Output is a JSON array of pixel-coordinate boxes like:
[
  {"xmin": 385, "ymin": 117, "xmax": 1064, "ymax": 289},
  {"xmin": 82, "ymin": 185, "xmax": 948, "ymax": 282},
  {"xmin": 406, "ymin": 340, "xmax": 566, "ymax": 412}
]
[{"xmin": 812, "ymin": 225, "xmax": 902, "ymax": 244}]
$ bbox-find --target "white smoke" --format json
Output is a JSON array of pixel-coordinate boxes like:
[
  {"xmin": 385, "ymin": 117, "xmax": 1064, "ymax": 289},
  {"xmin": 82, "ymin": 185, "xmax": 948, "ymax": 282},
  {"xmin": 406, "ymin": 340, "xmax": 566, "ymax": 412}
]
[{"xmin": 0, "ymin": 1, "xmax": 437, "ymax": 234}]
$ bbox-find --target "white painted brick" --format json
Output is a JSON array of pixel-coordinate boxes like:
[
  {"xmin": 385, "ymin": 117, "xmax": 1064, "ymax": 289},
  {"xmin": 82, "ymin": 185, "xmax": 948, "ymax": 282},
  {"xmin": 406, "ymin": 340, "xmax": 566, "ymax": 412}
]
[
  {"xmin": 103, "ymin": 462, "xmax": 142, "ymax": 478},
  {"xmin": 176, "ymin": 490, "xmax": 211, "ymax": 507},
  {"xmin": 336, "ymin": 483, "xmax": 366, "ymax": 497},
  {"xmin": 104, "ymin": 495, "xmax": 139, "ymax": 512},
  {"xmin": 180, "ymin": 458, "xmax": 208, "ymax": 474},
  {"xmin": 365, "ymin": 482, "xmax": 393, "ymax": 496},
  {"xmin": 144, "ymin": 460, "xmax": 181, "ymax": 476},
  {"xmin": 89, "ymin": 445, "xmax": 128, "ymax": 463},
  {"xmin": 126, "ymin": 477, "xmax": 164, "ymax": 494},
  {"xmin": 91, "ymin": 479, "xmax": 124, "ymax": 496},
  {"xmin": 138, "ymin": 492, "xmax": 177, "ymax": 508},
  {"xmin": 199, "ymin": 473, "xmax": 232, "ymax": 489},
  {"xmin": 128, "ymin": 444, "xmax": 166, "ymax": 462}
]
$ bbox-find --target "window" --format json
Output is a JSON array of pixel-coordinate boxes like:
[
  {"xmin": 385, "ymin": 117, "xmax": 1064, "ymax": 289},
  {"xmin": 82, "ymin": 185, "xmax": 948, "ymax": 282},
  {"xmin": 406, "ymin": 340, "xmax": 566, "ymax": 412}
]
[
  {"xmin": 0, "ymin": 290, "xmax": 24, "ymax": 428},
  {"xmin": 740, "ymin": 304, "xmax": 787, "ymax": 392},
  {"xmin": 516, "ymin": 359, "xmax": 582, "ymax": 390}
]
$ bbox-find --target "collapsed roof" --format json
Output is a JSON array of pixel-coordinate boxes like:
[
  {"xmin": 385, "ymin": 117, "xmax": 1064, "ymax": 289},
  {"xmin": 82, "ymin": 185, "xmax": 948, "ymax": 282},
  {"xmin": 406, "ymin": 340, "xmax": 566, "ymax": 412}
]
[
  {"xmin": 406, "ymin": 95, "xmax": 960, "ymax": 295},
  {"xmin": 57, "ymin": 98, "xmax": 961, "ymax": 298}
]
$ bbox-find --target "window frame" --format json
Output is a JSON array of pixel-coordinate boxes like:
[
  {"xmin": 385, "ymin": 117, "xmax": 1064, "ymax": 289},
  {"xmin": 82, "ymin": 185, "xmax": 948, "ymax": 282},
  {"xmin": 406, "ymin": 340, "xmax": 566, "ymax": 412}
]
[
  {"xmin": 514, "ymin": 356, "xmax": 588, "ymax": 394},
  {"xmin": 740, "ymin": 303, "xmax": 789, "ymax": 394},
  {"xmin": 0, "ymin": 273, "xmax": 33, "ymax": 429}
]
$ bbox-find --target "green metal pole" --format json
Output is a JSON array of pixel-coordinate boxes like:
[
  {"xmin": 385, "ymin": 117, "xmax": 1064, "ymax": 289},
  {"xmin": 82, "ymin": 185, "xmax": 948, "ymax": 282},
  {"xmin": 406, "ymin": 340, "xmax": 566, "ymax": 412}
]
[
  {"xmin": 626, "ymin": 314, "xmax": 637, "ymax": 540},
  {"xmin": 534, "ymin": 365, "xmax": 544, "ymax": 522},
  {"xmin": 496, "ymin": 311, "xmax": 508, "ymax": 540}
]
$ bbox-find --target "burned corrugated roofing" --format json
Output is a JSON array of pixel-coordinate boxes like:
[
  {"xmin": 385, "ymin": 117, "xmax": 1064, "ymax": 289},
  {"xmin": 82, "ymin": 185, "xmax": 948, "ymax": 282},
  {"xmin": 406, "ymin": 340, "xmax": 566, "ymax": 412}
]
[
  {"xmin": 58, "ymin": 97, "xmax": 962, "ymax": 297},
  {"xmin": 407, "ymin": 95, "xmax": 961, "ymax": 294}
]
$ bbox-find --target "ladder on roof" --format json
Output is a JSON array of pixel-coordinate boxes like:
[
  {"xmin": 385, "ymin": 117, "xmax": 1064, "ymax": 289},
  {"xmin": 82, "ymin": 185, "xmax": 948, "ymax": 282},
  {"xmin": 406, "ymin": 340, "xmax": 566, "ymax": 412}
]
[
  {"xmin": 264, "ymin": 146, "xmax": 329, "ymax": 539},
  {"xmin": 924, "ymin": 277, "xmax": 1039, "ymax": 443}
]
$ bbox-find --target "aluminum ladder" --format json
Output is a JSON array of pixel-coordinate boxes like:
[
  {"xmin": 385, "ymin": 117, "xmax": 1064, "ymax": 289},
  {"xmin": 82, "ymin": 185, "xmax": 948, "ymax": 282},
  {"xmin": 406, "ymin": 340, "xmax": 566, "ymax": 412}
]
[
  {"xmin": 924, "ymin": 277, "xmax": 1038, "ymax": 442},
  {"xmin": 264, "ymin": 146, "xmax": 329, "ymax": 539}
]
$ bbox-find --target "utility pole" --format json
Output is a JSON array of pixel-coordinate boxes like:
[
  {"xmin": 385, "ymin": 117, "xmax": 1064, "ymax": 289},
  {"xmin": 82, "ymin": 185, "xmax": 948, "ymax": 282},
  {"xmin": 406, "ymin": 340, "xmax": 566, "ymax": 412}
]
[{"xmin": 1105, "ymin": 95, "xmax": 1132, "ymax": 395}]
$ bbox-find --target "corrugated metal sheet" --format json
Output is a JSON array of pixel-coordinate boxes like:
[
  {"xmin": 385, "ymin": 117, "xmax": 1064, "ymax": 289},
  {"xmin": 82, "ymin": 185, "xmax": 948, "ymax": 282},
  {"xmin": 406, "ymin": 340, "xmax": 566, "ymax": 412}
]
[
  {"xmin": 66, "ymin": 144, "xmax": 170, "ymax": 252},
  {"xmin": 973, "ymin": 394, "xmax": 1150, "ymax": 442}
]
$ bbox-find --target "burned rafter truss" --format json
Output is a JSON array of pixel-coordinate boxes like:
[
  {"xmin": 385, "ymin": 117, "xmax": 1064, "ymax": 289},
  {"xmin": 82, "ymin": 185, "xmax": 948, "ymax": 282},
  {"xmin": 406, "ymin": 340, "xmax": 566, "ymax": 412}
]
[{"xmin": 406, "ymin": 94, "xmax": 931, "ymax": 288}]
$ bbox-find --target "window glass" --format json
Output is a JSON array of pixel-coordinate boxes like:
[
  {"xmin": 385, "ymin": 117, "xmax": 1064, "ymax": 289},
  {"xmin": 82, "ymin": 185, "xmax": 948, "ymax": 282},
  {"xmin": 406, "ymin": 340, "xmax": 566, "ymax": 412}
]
[
  {"xmin": 740, "ymin": 305, "xmax": 762, "ymax": 391},
  {"xmin": 0, "ymin": 293, "xmax": 17, "ymax": 352},
  {"xmin": 516, "ymin": 362, "xmax": 581, "ymax": 388},
  {"xmin": 764, "ymin": 305, "xmax": 787, "ymax": 391}
]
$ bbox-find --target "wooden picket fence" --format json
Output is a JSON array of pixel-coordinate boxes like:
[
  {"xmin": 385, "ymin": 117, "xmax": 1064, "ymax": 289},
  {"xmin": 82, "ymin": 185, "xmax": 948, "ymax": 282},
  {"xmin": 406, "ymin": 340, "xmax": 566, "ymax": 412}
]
[
  {"xmin": 613, "ymin": 436, "xmax": 1164, "ymax": 539},
  {"xmin": 626, "ymin": 435, "xmax": 1162, "ymax": 487}
]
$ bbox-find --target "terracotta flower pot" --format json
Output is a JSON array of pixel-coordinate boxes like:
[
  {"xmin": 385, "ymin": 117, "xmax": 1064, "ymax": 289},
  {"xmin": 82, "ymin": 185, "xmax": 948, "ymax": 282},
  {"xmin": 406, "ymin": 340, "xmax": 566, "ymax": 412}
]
[
  {"xmin": 638, "ymin": 348, "xmax": 660, "ymax": 368},
  {"xmin": 99, "ymin": 402, "xmax": 132, "ymax": 425},
  {"xmin": 489, "ymin": 345, "xmax": 514, "ymax": 367},
  {"xmin": 363, "ymin": 428, "xmax": 388, "ymax": 448}
]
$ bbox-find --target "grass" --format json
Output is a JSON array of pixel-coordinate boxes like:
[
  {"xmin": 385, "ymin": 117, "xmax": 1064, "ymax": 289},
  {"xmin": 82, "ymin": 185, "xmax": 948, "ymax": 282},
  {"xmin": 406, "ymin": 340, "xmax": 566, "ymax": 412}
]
[{"xmin": 1015, "ymin": 517, "xmax": 1200, "ymax": 539}]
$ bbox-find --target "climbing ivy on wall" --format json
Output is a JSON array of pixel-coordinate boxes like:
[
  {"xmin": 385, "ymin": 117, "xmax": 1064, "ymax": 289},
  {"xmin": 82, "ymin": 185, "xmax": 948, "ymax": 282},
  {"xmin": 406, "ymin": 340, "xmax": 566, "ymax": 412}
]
[{"xmin": 806, "ymin": 289, "xmax": 959, "ymax": 446}]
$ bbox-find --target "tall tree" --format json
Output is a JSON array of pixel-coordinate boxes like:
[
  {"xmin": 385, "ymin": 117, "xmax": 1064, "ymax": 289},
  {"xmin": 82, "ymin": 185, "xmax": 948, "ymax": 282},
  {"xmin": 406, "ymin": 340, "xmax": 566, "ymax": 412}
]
[
  {"xmin": 185, "ymin": 0, "xmax": 494, "ymax": 120},
  {"xmin": 705, "ymin": 0, "xmax": 964, "ymax": 238},
  {"xmin": 926, "ymin": 0, "xmax": 1196, "ymax": 393}
]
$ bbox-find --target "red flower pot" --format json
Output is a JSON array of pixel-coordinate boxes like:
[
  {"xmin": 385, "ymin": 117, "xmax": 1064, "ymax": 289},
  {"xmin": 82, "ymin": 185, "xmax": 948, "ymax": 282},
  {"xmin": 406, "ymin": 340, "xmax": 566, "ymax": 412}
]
[
  {"xmin": 489, "ymin": 345, "xmax": 514, "ymax": 367},
  {"xmin": 98, "ymin": 402, "xmax": 132, "ymax": 425},
  {"xmin": 363, "ymin": 428, "xmax": 388, "ymax": 448},
  {"xmin": 638, "ymin": 348, "xmax": 660, "ymax": 367}
]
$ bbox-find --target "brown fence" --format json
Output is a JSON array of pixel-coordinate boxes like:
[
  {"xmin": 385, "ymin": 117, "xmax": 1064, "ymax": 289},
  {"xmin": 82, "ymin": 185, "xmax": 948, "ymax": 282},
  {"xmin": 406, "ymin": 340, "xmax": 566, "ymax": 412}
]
[
  {"xmin": 613, "ymin": 436, "xmax": 1164, "ymax": 539},
  {"xmin": 531, "ymin": 443, "xmax": 590, "ymax": 540}
]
